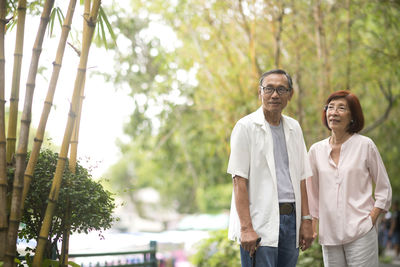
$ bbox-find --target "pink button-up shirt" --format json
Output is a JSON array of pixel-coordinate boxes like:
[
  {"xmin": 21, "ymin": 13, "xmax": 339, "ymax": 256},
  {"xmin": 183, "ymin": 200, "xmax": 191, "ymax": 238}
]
[{"xmin": 306, "ymin": 134, "xmax": 392, "ymax": 245}]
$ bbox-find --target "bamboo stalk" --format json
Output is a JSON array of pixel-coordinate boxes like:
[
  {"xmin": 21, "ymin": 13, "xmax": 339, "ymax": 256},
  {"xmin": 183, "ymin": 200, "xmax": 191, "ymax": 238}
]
[
  {"xmin": 0, "ymin": 0, "xmax": 7, "ymax": 260},
  {"xmin": 21, "ymin": 0, "xmax": 77, "ymax": 213},
  {"xmin": 32, "ymin": 1, "xmax": 101, "ymax": 266},
  {"xmin": 60, "ymin": 43, "xmax": 85, "ymax": 267},
  {"xmin": 4, "ymin": 1, "xmax": 55, "ymax": 266},
  {"xmin": 6, "ymin": 0, "xmax": 26, "ymax": 164},
  {"xmin": 60, "ymin": 4, "xmax": 89, "ymax": 262}
]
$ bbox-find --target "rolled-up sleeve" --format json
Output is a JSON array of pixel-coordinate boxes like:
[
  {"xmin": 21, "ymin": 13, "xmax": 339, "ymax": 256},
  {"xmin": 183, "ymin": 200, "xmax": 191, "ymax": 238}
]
[
  {"xmin": 367, "ymin": 141, "xmax": 392, "ymax": 211},
  {"xmin": 227, "ymin": 122, "xmax": 250, "ymax": 179}
]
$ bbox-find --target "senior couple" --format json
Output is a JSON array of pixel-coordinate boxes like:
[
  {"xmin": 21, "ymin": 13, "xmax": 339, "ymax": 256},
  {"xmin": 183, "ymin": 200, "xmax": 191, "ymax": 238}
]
[{"xmin": 227, "ymin": 69, "xmax": 392, "ymax": 267}]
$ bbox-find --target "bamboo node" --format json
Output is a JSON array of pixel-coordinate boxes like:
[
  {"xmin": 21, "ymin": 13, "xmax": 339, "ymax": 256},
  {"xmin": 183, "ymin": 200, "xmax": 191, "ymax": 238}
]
[
  {"xmin": 84, "ymin": 16, "xmax": 96, "ymax": 28},
  {"xmin": 24, "ymin": 173, "xmax": 33, "ymax": 179},
  {"xmin": 78, "ymin": 68, "xmax": 87, "ymax": 73},
  {"xmin": 52, "ymin": 61, "xmax": 61, "ymax": 67},
  {"xmin": 21, "ymin": 119, "xmax": 32, "ymax": 124},
  {"xmin": 0, "ymin": 99, "xmax": 6, "ymax": 103},
  {"xmin": 38, "ymin": 235, "xmax": 48, "ymax": 241},
  {"xmin": 26, "ymin": 82, "xmax": 36, "ymax": 87},
  {"xmin": 12, "ymin": 185, "xmax": 23, "ymax": 190},
  {"xmin": 7, "ymin": 137, "xmax": 17, "ymax": 141},
  {"xmin": 0, "ymin": 58, "xmax": 5, "ymax": 63},
  {"xmin": 48, "ymin": 198, "xmax": 57, "ymax": 203},
  {"xmin": 0, "ymin": 140, "xmax": 6, "ymax": 144},
  {"xmin": 70, "ymin": 141, "xmax": 78, "ymax": 144},
  {"xmin": 9, "ymin": 97, "xmax": 19, "ymax": 101},
  {"xmin": 68, "ymin": 111, "xmax": 77, "ymax": 118},
  {"xmin": 58, "ymin": 156, "xmax": 68, "ymax": 161},
  {"xmin": 44, "ymin": 100, "xmax": 53, "ymax": 106},
  {"xmin": 62, "ymin": 24, "xmax": 71, "ymax": 30},
  {"xmin": 0, "ymin": 183, "xmax": 7, "ymax": 188},
  {"xmin": 34, "ymin": 138, "xmax": 43, "ymax": 143}
]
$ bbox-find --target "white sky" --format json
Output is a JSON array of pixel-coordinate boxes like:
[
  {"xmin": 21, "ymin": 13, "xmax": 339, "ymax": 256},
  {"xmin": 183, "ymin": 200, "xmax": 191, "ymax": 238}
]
[{"xmin": 5, "ymin": 3, "xmax": 132, "ymax": 178}]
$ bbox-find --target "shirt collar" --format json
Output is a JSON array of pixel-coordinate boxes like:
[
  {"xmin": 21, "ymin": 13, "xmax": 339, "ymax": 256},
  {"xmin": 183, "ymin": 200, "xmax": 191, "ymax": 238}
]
[{"xmin": 252, "ymin": 106, "xmax": 293, "ymax": 131}]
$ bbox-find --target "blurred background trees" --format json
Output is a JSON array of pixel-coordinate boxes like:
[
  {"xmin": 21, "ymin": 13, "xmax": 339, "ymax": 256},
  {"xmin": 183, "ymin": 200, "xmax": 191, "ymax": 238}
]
[{"xmin": 103, "ymin": 0, "xmax": 400, "ymax": 214}]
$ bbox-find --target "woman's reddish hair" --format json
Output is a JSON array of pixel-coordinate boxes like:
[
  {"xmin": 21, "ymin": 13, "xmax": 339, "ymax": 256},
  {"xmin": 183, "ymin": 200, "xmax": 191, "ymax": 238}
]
[{"xmin": 322, "ymin": 90, "xmax": 364, "ymax": 133}]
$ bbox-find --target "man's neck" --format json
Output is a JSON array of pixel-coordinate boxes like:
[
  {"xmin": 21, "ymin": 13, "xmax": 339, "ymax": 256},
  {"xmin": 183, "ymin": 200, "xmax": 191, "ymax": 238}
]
[{"xmin": 263, "ymin": 110, "xmax": 281, "ymax": 126}]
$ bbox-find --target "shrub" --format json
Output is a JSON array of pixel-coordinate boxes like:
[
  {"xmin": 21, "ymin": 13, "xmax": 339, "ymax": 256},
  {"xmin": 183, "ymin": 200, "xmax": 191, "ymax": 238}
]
[{"xmin": 13, "ymin": 149, "xmax": 116, "ymax": 259}]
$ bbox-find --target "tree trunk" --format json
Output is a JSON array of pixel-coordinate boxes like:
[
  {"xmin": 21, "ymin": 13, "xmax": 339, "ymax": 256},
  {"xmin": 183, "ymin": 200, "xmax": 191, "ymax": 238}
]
[
  {"xmin": 273, "ymin": 2, "xmax": 284, "ymax": 68},
  {"xmin": 313, "ymin": 0, "xmax": 331, "ymax": 138},
  {"xmin": 345, "ymin": 0, "xmax": 352, "ymax": 90},
  {"xmin": 6, "ymin": 0, "xmax": 26, "ymax": 164},
  {"xmin": 290, "ymin": 0, "xmax": 305, "ymax": 126},
  {"xmin": 32, "ymin": 1, "xmax": 101, "ymax": 266},
  {"xmin": 238, "ymin": 0, "xmax": 261, "ymax": 83},
  {"xmin": 4, "ymin": 1, "xmax": 55, "ymax": 266},
  {"xmin": 0, "ymin": 0, "xmax": 7, "ymax": 260}
]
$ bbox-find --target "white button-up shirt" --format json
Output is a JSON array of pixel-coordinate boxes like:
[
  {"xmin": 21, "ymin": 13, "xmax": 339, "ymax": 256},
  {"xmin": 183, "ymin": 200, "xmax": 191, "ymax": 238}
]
[
  {"xmin": 227, "ymin": 107, "xmax": 312, "ymax": 247},
  {"xmin": 307, "ymin": 134, "xmax": 392, "ymax": 245}
]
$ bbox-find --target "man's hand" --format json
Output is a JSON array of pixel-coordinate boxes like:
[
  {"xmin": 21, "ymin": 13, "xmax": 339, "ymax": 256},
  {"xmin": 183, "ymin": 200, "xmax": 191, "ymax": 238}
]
[
  {"xmin": 299, "ymin": 219, "xmax": 313, "ymax": 251},
  {"xmin": 241, "ymin": 229, "xmax": 260, "ymax": 256}
]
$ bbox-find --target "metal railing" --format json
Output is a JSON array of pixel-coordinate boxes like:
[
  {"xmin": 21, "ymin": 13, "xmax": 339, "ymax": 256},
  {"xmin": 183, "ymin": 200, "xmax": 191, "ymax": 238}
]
[{"xmin": 18, "ymin": 241, "xmax": 158, "ymax": 267}]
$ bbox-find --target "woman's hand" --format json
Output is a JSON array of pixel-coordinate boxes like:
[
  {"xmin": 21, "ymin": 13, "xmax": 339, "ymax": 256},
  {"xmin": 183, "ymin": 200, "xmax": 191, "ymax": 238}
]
[{"xmin": 369, "ymin": 207, "xmax": 383, "ymax": 225}]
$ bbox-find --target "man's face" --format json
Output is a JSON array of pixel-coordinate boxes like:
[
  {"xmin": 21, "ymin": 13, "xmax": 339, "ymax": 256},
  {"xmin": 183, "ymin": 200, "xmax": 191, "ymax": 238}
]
[{"xmin": 259, "ymin": 73, "xmax": 293, "ymax": 114}]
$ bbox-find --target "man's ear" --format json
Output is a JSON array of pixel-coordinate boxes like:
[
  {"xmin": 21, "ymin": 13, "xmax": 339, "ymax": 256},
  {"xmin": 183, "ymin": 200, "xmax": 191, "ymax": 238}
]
[{"xmin": 288, "ymin": 90, "xmax": 294, "ymax": 101}]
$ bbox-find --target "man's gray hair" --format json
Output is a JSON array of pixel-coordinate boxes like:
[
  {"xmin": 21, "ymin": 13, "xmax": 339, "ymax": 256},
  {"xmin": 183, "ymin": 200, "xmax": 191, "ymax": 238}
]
[{"xmin": 259, "ymin": 69, "xmax": 293, "ymax": 90}]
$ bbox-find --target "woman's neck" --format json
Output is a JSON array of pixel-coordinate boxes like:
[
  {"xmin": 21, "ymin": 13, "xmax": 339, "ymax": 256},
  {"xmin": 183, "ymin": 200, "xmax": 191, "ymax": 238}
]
[{"xmin": 330, "ymin": 130, "xmax": 352, "ymax": 145}]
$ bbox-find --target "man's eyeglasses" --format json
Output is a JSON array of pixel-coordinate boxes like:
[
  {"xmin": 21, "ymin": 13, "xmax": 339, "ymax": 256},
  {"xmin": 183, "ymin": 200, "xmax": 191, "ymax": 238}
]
[{"xmin": 260, "ymin": 86, "xmax": 291, "ymax": 95}]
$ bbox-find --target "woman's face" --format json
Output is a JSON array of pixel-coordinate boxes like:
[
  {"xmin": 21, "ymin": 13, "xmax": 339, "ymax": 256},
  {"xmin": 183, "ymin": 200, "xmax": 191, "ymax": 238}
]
[{"xmin": 326, "ymin": 98, "xmax": 352, "ymax": 132}]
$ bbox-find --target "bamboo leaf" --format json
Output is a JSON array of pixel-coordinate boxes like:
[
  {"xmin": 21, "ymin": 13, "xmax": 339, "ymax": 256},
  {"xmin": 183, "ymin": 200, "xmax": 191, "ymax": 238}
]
[
  {"xmin": 98, "ymin": 11, "xmax": 107, "ymax": 49},
  {"xmin": 100, "ymin": 6, "xmax": 116, "ymax": 45},
  {"xmin": 56, "ymin": 7, "xmax": 64, "ymax": 27},
  {"xmin": 68, "ymin": 261, "xmax": 81, "ymax": 267},
  {"xmin": 48, "ymin": 5, "xmax": 56, "ymax": 36}
]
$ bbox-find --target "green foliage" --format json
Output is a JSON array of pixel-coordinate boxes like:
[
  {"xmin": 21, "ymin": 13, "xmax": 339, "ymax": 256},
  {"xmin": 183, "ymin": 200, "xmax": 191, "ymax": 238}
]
[
  {"xmin": 190, "ymin": 229, "xmax": 240, "ymax": 267},
  {"xmin": 48, "ymin": 7, "xmax": 64, "ymax": 37},
  {"xmin": 297, "ymin": 242, "xmax": 324, "ymax": 267},
  {"xmin": 14, "ymin": 149, "xmax": 116, "ymax": 257},
  {"xmin": 104, "ymin": 0, "xmax": 400, "ymax": 214},
  {"xmin": 191, "ymin": 229, "xmax": 324, "ymax": 266},
  {"xmin": 95, "ymin": 6, "xmax": 116, "ymax": 49}
]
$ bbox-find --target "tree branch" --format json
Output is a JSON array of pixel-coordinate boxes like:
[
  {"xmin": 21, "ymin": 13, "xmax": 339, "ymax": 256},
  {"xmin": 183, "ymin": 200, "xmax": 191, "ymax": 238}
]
[{"xmin": 362, "ymin": 80, "xmax": 399, "ymax": 134}]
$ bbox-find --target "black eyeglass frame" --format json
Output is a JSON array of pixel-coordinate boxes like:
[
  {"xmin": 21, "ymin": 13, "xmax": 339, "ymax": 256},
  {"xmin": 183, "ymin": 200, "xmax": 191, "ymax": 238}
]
[{"xmin": 259, "ymin": 86, "xmax": 291, "ymax": 95}]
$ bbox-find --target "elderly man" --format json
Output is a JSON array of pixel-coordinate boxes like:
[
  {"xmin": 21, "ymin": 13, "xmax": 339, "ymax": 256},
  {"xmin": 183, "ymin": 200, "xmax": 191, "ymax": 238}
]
[{"xmin": 227, "ymin": 69, "xmax": 313, "ymax": 267}]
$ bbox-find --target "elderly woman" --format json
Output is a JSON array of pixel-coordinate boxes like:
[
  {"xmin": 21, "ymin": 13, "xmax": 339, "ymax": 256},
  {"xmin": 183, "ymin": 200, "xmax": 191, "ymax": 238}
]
[{"xmin": 306, "ymin": 90, "xmax": 392, "ymax": 267}]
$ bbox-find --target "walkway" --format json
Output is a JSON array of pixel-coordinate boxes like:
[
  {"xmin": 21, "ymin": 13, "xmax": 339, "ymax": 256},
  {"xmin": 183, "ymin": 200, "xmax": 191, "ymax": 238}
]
[{"xmin": 380, "ymin": 248, "xmax": 400, "ymax": 266}]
